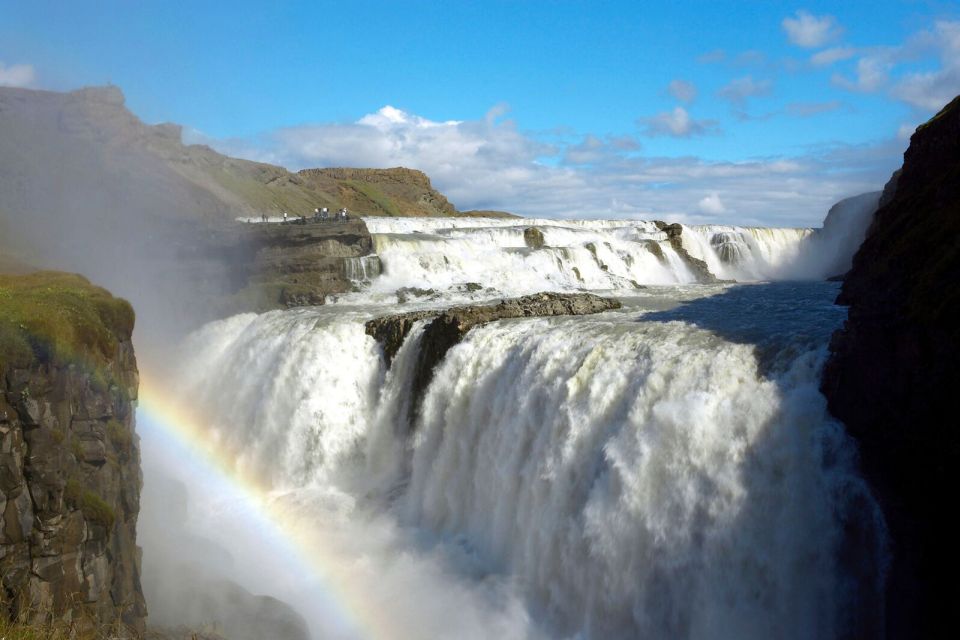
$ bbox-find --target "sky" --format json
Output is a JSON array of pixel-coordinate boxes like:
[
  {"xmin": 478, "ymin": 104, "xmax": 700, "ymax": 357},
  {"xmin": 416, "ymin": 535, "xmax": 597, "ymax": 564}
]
[{"xmin": 2, "ymin": 0, "xmax": 959, "ymax": 225}]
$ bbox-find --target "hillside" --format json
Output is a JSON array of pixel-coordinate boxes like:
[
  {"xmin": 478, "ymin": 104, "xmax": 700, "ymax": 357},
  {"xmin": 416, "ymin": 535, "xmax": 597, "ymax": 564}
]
[{"xmin": 0, "ymin": 85, "xmax": 505, "ymax": 227}]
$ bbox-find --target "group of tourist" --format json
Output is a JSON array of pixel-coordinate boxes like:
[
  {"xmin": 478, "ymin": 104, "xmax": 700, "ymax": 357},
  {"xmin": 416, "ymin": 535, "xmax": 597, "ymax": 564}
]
[{"xmin": 257, "ymin": 207, "xmax": 350, "ymax": 224}]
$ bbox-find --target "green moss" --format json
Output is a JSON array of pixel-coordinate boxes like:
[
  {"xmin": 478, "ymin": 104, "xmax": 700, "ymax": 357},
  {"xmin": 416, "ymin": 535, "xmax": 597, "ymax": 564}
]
[
  {"xmin": 64, "ymin": 478, "xmax": 82, "ymax": 505},
  {"xmin": 105, "ymin": 419, "xmax": 132, "ymax": 455},
  {"xmin": 0, "ymin": 271, "xmax": 134, "ymax": 371},
  {"xmin": 79, "ymin": 490, "xmax": 115, "ymax": 529}
]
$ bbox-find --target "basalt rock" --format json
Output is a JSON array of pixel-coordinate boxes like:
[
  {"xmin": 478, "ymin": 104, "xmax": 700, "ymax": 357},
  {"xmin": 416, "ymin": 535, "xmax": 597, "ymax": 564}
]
[
  {"xmin": 366, "ymin": 292, "xmax": 621, "ymax": 423},
  {"xmin": 821, "ymin": 94, "xmax": 960, "ymax": 638},
  {"xmin": 523, "ymin": 227, "xmax": 546, "ymax": 249},
  {"xmin": 653, "ymin": 221, "xmax": 719, "ymax": 283},
  {"xmin": 0, "ymin": 274, "xmax": 146, "ymax": 633}
]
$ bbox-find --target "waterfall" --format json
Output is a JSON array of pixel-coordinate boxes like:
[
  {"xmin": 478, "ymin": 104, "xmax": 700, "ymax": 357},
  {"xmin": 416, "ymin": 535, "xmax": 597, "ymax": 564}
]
[
  {"xmin": 358, "ymin": 218, "xmax": 828, "ymax": 301},
  {"xmin": 164, "ymin": 281, "xmax": 886, "ymax": 639}
]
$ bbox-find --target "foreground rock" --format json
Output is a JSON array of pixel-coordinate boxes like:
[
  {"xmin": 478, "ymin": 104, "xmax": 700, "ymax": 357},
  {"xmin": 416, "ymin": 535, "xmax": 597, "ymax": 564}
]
[
  {"xmin": 0, "ymin": 272, "xmax": 145, "ymax": 633},
  {"xmin": 366, "ymin": 293, "xmax": 621, "ymax": 422},
  {"xmin": 821, "ymin": 94, "xmax": 960, "ymax": 637}
]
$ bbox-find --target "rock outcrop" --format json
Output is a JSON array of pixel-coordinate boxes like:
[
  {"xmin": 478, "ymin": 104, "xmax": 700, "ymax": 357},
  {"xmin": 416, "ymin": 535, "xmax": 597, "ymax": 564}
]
[
  {"xmin": 202, "ymin": 219, "xmax": 377, "ymax": 311},
  {"xmin": 821, "ymin": 94, "xmax": 960, "ymax": 637},
  {"xmin": 653, "ymin": 221, "xmax": 719, "ymax": 283},
  {"xmin": 366, "ymin": 293, "xmax": 621, "ymax": 422},
  {"xmin": 0, "ymin": 272, "xmax": 145, "ymax": 633},
  {"xmin": 297, "ymin": 167, "xmax": 458, "ymax": 217},
  {"xmin": 523, "ymin": 227, "xmax": 546, "ymax": 249}
]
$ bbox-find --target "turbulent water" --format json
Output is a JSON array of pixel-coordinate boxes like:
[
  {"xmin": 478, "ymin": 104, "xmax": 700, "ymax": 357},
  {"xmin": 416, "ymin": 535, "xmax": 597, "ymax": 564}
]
[{"xmin": 142, "ymin": 216, "xmax": 886, "ymax": 640}]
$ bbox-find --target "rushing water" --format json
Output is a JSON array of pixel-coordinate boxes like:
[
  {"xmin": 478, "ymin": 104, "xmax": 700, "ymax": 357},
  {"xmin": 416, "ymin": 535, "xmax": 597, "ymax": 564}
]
[{"xmin": 141, "ymin": 217, "xmax": 886, "ymax": 640}]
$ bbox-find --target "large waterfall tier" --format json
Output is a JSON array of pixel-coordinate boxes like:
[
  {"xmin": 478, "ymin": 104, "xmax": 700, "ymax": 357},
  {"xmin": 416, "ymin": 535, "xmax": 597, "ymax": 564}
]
[
  {"xmin": 162, "ymin": 282, "xmax": 886, "ymax": 640},
  {"xmin": 353, "ymin": 217, "xmax": 835, "ymax": 303}
]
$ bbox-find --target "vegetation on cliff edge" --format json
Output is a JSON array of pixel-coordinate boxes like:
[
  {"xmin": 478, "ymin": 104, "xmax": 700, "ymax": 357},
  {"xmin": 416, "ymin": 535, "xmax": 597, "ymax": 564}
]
[{"xmin": 0, "ymin": 271, "xmax": 134, "ymax": 370}]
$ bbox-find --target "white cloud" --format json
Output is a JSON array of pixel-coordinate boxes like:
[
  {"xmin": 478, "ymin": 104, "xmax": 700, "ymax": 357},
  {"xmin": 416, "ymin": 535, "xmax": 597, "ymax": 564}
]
[
  {"xmin": 717, "ymin": 76, "xmax": 773, "ymax": 106},
  {"xmin": 0, "ymin": 61, "xmax": 35, "ymax": 88},
  {"xmin": 667, "ymin": 79, "xmax": 697, "ymax": 103},
  {"xmin": 201, "ymin": 104, "xmax": 903, "ymax": 226},
  {"xmin": 831, "ymin": 54, "xmax": 892, "ymax": 92},
  {"xmin": 890, "ymin": 21, "xmax": 960, "ymax": 111},
  {"xmin": 810, "ymin": 47, "xmax": 857, "ymax": 66},
  {"xmin": 782, "ymin": 10, "xmax": 843, "ymax": 48},
  {"xmin": 698, "ymin": 193, "xmax": 726, "ymax": 214},
  {"xmin": 562, "ymin": 134, "xmax": 640, "ymax": 165},
  {"xmin": 897, "ymin": 123, "xmax": 917, "ymax": 140},
  {"xmin": 638, "ymin": 106, "xmax": 718, "ymax": 138}
]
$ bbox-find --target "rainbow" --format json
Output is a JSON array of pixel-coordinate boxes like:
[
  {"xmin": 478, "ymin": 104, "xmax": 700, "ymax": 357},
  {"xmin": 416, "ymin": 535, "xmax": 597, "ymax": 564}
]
[{"xmin": 137, "ymin": 374, "xmax": 390, "ymax": 640}]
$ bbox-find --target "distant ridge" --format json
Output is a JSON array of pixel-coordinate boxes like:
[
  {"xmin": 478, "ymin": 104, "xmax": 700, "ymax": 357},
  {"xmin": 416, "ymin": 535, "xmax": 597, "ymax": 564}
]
[{"xmin": 0, "ymin": 85, "xmax": 511, "ymax": 229}]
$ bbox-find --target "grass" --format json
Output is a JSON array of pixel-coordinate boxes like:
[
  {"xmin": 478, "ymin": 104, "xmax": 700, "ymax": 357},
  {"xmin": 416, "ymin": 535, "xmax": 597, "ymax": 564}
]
[
  {"xmin": 0, "ymin": 596, "xmax": 138, "ymax": 639},
  {"xmin": 64, "ymin": 478, "xmax": 117, "ymax": 529},
  {"xmin": 0, "ymin": 271, "xmax": 134, "ymax": 371},
  {"xmin": 106, "ymin": 419, "xmax": 133, "ymax": 456}
]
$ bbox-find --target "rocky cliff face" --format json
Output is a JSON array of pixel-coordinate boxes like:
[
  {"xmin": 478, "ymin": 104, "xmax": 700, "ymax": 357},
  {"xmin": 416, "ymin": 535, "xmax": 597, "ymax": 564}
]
[
  {"xmin": 821, "ymin": 95, "xmax": 960, "ymax": 637},
  {"xmin": 178, "ymin": 219, "xmax": 377, "ymax": 312},
  {"xmin": 0, "ymin": 272, "xmax": 145, "ymax": 632}
]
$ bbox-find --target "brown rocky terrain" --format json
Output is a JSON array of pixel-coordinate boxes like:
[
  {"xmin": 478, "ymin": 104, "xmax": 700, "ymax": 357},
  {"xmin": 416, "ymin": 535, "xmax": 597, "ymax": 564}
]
[
  {"xmin": 821, "ymin": 94, "xmax": 960, "ymax": 637},
  {"xmin": 0, "ymin": 85, "xmax": 514, "ymax": 227}
]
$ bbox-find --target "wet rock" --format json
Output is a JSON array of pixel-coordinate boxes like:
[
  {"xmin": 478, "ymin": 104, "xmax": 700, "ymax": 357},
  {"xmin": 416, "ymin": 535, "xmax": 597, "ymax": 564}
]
[
  {"xmin": 524, "ymin": 227, "xmax": 546, "ymax": 249},
  {"xmin": 366, "ymin": 292, "xmax": 622, "ymax": 421},
  {"xmin": 396, "ymin": 287, "xmax": 436, "ymax": 304},
  {"xmin": 653, "ymin": 221, "xmax": 719, "ymax": 282}
]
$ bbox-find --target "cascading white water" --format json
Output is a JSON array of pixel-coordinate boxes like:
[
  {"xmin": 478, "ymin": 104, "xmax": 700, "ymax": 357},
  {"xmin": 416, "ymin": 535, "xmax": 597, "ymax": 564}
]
[
  {"xmin": 158, "ymin": 273, "xmax": 886, "ymax": 639},
  {"xmin": 356, "ymin": 217, "xmax": 828, "ymax": 301},
  {"xmin": 680, "ymin": 225, "xmax": 814, "ymax": 281}
]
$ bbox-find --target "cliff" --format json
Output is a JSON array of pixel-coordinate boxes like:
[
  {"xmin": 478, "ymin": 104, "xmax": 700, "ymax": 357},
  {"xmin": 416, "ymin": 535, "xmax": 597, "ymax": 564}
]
[
  {"xmin": 821, "ymin": 94, "xmax": 960, "ymax": 637},
  {"xmin": 0, "ymin": 272, "xmax": 145, "ymax": 633},
  {"xmin": 201, "ymin": 219, "xmax": 377, "ymax": 312},
  {"xmin": 297, "ymin": 167, "xmax": 457, "ymax": 217}
]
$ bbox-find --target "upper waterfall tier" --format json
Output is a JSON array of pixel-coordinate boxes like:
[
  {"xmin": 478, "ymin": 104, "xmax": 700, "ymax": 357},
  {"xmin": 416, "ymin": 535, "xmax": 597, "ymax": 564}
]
[{"xmin": 356, "ymin": 217, "xmax": 833, "ymax": 301}]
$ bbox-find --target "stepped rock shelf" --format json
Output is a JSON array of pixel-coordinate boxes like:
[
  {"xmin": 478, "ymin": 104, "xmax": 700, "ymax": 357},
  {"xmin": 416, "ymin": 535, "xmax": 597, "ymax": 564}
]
[{"xmin": 366, "ymin": 292, "xmax": 622, "ymax": 422}]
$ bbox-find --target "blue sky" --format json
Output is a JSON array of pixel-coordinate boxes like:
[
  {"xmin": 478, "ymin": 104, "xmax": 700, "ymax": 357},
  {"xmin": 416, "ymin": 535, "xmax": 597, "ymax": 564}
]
[{"xmin": 2, "ymin": 1, "xmax": 959, "ymax": 225}]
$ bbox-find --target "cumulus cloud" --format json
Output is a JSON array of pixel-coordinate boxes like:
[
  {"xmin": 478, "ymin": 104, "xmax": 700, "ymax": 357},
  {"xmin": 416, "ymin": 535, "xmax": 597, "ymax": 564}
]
[
  {"xmin": 0, "ymin": 61, "xmax": 35, "ymax": 87},
  {"xmin": 667, "ymin": 79, "xmax": 697, "ymax": 103},
  {"xmin": 717, "ymin": 76, "xmax": 773, "ymax": 106},
  {"xmin": 890, "ymin": 21, "xmax": 960, "ymax": 110},
  {"xmin": 562, "ymin": 134, "xmax": 640, "ymax": 165},
  {"xmin": 782, "ymin": 10, "xmax": 843, "ymax": 48},
  {"xmin": 698, "ymin": 193, "xmax": 726, "ymax": 214},
  {"xmin": 810, "ymin": 47, "xmax": 857, "ymax": 66},
  {"xmin": 638, "ymin": 106, "xmax": 718, "ymax": 138},
  {"xmin": 200, "ymin": 103, "xmax": 903, "ymax": 226},
  {"xmin": 832, "ymin": 55, "xmax": 892, "ymax": 92}
]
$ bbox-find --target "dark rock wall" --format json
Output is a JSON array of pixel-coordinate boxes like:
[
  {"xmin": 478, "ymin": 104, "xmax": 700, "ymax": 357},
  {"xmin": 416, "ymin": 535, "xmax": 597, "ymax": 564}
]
[
  {"xmin": 0, "ymin": 341, "xmax": 145, "ymax": 631},
  {"xmin": 821, "ymin": 95, "xmax": 960, "ymax": 637}
]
